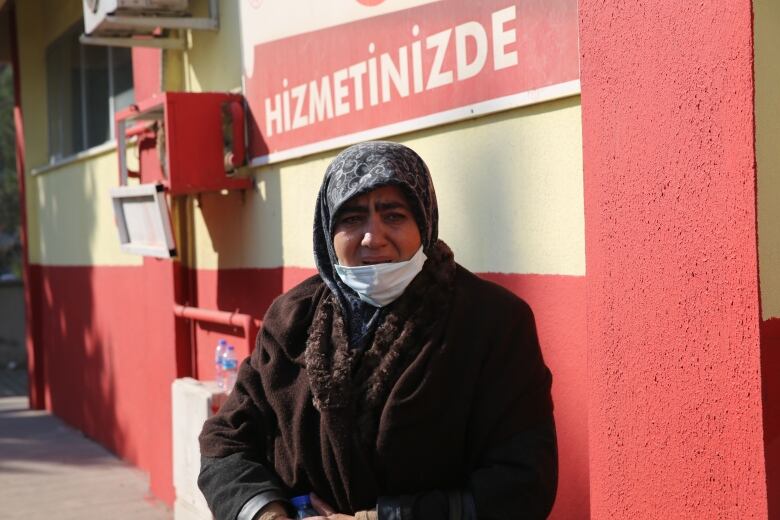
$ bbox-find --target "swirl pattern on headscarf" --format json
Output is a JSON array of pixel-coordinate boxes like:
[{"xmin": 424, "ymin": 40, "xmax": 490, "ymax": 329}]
[{"xmin": 313, "ymin": 141, "xmax": 439, "ymax": 348}]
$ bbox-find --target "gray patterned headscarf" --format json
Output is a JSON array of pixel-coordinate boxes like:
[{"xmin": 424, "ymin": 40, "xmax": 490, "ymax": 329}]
[{"xmin": 313, "ymin": 141, "xmax": 438, "ymax": 349}]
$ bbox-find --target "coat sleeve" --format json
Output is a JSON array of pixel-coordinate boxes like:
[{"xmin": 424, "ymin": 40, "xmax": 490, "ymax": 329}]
[
  {"xmin": 198, "ymin": 278, "xmax": 321, "ymax": 520},
  {"xmin": 197, "ymin": 356, "xmax": 291, "ymax": 520},
  {"xmin": 379, "ymin": 296, "xmax": 558, "ymax": 520},
  {"xmin": 377, "ymin": 420, "xmax": 557, "ymax": 520},
  {"xmin": 198, "ymin": 453, "xmax": 290, "ymax": 520}
]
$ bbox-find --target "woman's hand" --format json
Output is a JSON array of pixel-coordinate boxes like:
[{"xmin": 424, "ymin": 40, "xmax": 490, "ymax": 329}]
[
  {"xmin": 307, "ymin": 493, "xmax": 356, "ymax": 519},
  {"xmin": 255, "ymin": 500, "xmax": 294, "ymax": 520}
]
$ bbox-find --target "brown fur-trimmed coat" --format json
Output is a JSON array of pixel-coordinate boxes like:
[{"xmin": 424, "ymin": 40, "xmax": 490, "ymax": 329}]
[{"xmin": 199, "ymin": 243, "xmax": 556, "ymax": 519}]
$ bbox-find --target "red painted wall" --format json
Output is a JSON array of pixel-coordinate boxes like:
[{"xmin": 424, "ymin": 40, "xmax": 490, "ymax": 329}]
[
  {"xmin": 579, "ymin": 1, "xmax": 768, "ymax": 517},
  {"xmin": 192, "ymin": 267, "xmax": 590, "ymax": 519},
  {"xmin": 7, "ymin": 1, "xmax": 46, "ymax": 411},
  {"xmin": 33, "ymin": 262, "xmax": 186, "ymax": 503},
  {"xmin": 762, "ymin": 318, "xmax": 780, "ymax": 519},
  {"xmin": 131, "ymin": 48, "xmax": 162, "ymax": 103},
  {"xmin": 31, "ymin": 262, "xmax": 589, "ymax": 514}
]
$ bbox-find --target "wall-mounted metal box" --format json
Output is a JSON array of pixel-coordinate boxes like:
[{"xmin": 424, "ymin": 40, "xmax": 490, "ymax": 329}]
[{"xmin": 115, "ymin": 92, "xmax": 251, "ymax": 195}]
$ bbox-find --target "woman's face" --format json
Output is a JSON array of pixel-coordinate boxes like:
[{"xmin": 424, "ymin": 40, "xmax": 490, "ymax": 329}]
[{"xmin": 332, "ymin": 185, "xmax": 422, "ymax": 267}]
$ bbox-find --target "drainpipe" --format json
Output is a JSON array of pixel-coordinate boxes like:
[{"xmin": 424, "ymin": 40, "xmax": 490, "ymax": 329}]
[
  {"xmin": 9, "ymin": 1, "xmax": 45, "ymax": 409},
  {"xmin": 172, "ymin": 194, "xmax": 197, "ymax": 379}
]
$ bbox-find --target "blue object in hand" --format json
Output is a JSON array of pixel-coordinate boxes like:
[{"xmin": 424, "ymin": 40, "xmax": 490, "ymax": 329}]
[{"xmin": 291, "ymin": 494, "xmax": 319, "ymax": 519}]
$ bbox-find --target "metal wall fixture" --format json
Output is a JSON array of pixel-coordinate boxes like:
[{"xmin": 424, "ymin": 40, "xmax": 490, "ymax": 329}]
[{"xmin": 79, "ymin": 0, "xmax": 219, "ymax": 49}]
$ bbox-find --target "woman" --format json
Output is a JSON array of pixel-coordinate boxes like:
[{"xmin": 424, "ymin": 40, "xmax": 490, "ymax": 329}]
[{"xmin": 199, "ymin": 141, "xmax": 557, "ymax": 520}]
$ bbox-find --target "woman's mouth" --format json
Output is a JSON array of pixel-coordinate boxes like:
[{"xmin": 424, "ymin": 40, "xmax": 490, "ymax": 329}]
[{"xmin": 361, "ymin": 257, "xmax": 393, "ymax": 265}]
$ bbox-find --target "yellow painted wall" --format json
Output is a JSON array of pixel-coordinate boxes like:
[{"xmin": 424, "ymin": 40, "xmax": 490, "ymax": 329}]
[
  {"xmin": 17, "ymin": 0, "xmax": 140, "ymax": 266},
  {"xmin": 19, "ymin": 0, "xmax": 584, "ymax": 273},
  {"xmin": 182, "ymin": 0, "xmax": 242, "ymax": 93},
  {"xmin": 16, "ymin": 0, "xmax": 243, "ymax": 266},
  {"xmin": 17, "ymin": 0, "xmax": 83, "ymax": 169},
  {"xmin": 755, "ymin": 0, "xmax": 780, "ymax": 320},
  {"xmin": 179, "ymin": 0, "xmax": 584, "ymax": 275},
  {"xmin": 33, "ymin": 150, "xmax": 143, "ymax": 267},
  {"xmin": 192, "ymin": 96, "xmax": 585, "ymax": 275}
]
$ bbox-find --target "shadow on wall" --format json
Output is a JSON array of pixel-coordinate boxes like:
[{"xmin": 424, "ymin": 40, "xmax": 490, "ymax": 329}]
[
  {"xmin": 38, "ymin": 265, "xmax": 129, "ymax": 460},
  {"xmin": 32, "ymin": 161, "xmax": 137, "ymax": 466},
  {"xmin": 194, "ymin": 166, "xmax": 285, "ymax": 362},
  {"xmin": 34, "ymin": 167, "xmax": 135, "ymax": 460},
  {"xmin": 762, "ymin": 318, "xmax": 780, "ymax": 520}
]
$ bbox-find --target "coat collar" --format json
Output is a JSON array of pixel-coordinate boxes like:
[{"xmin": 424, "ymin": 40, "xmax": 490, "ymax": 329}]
[{"xmin": 304, "ymin": 240, "xmax": 457, "ymax": 442}]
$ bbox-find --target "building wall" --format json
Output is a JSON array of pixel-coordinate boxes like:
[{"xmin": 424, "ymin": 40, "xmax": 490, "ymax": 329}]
[
  {"xmin": 755, "ymin": 0, "xmax": 780, "ymax": 323},
  {"xmin": 188, "ymin": 98, "xmax": 589, "ymax": 520},
  {"xmin": 16, "ymin": 0, "xmax": 590, "ymax": 516},
  {"xmin": 181, "ymin": 0, "xmax": 242, "ymax": 94},
  {"xmin": 754, "ymin": 0, "xmax": 780, "ymax": 516},
  {"xmin": 32, "ymin": 149, "xmax": 142, "ymax": 266},
  {"xmin": 16, "ymin": 0, "xmax": 181, "ymax": 503},
  {"xmin": 178, "ymin": 3, "xmax": 589, "ymax": 517},
  {"xmin": 580, "ymin": 1, "xmax": 768, "ymax": 518},
  {"xmin": 16, "ymin": 0, "xmax": 778, "ymax": 516}
]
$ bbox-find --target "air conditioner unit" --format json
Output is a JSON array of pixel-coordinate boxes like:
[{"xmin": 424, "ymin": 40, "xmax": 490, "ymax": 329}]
[{"xmin": 83, "ymin": 0, "xmax": 190, "ymax": 36}]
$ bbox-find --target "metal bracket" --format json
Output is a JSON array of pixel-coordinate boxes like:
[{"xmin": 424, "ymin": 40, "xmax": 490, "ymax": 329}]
[
  {"xmin": 79, "ymin": 0, "xmax": 218, "ymax": 49},
  {"xmin": 80, "ymin": 33, "xmax": 186, "ymax": 49}
]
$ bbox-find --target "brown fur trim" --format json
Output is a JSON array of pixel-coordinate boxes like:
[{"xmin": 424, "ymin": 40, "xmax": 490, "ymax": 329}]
[{"xmin": 304, "ymin": 295, "xmax": 357, "ymax": 411}]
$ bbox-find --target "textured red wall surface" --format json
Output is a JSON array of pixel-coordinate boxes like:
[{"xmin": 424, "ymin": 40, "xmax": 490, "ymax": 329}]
[
  {"xmin": 34, "ymin": 262, "xmax": 185, "ymax": 504},
  {"xmin": 762, "ymin": 318, "xmax": 780, "ymax": 519},
  {"xmin": 30, "ymin": 263, "xmax": 589, "ymax": 513},
  {"xmin": 131, "ymin": 48, "xmax": 162, "ymax": 103},
  {"xmin": 8, "ymin": 3, "xmax": 45, "ymax": 410},
  {"xmin": 579, "ymin": 1, "xmax": 767, "ymax": 518},
  {"xmin": 193, "ymin": 268, "xmax": 590, "ymax": 519}
]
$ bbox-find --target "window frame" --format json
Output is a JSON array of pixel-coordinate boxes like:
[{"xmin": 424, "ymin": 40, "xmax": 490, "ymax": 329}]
[{"xmin": 44, "ymin": 21, "xmax": 134, "ymax": 167}]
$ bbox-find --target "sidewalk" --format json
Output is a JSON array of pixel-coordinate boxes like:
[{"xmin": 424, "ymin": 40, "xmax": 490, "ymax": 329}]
[{"xmin": 0, "ymin": 369, "xmax": 172, "ymax": 519}]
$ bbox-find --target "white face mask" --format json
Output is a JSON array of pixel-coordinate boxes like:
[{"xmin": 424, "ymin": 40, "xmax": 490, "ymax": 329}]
[{"xmin": 334, "ymin": 246, "xmax": 427, "ymax": 307}]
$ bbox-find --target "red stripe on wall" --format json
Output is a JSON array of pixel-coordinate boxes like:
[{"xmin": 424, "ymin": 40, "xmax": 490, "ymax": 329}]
[
  {"xmin": 32, "ymin": 261, "xmax": 587, "ymax": 516},
  {"xmin": 34, "ymin": 262, "xmax": 185, "ymax": 504},
  {"xmin": 192, "ymin": 267, "xmax": 589, "ymax": 520},
  {"xmin": 762, "ymin": 317, "xmax": 780, "ymax": 519},
  {"xmin": 8, "ymin": 2, "xmax": 46, "ymax": 410},
  {"xmin": 190, "ymin": 267, "xmax": 301, "ymax": 371}
]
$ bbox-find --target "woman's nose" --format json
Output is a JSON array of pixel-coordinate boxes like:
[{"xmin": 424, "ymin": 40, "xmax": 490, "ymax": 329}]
[
  {"xmin": 361, "ymin": 216, "xmax": 386, "ymax": 248},
  {"xmin": 361, "ymin": 232, "xmax": 378, "ymax": 247}
]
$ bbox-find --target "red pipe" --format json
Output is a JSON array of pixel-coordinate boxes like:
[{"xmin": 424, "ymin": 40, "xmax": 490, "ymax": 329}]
[
  {"xmin": 172, "ymin": 304, "xmax": 260, "ymax": 356},
  {"xmin": 9, "ymin": 2, "xmax": 45, "ymax": 409}
]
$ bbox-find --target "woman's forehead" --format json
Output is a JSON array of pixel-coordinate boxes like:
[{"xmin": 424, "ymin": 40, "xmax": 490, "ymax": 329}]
[{"xmin": 342, "ymin": 185, "xmax": 409, "ymax": 207}]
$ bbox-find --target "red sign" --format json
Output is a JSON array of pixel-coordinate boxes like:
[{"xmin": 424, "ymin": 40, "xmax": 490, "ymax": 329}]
[{"xmin": 243, "ymin": 0, "xmax": 579, "ymax": 164}]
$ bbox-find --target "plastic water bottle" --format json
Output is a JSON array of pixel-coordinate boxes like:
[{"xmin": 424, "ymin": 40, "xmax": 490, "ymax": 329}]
[
  {"xmin": 220, "ymin": 344, "xmax": 239, "ymax": 394},
  {"xmin": 291, "ymin": 495, "xmax": 318, "ymax": 519},
  {"xmin": 214, "ymin": 339, "xmax": 228, "ymax": 390}
]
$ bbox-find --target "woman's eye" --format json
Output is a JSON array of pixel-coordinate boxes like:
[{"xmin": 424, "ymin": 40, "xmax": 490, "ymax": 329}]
[
  {"xmin": 385, "ymin": 212, "xmax": 406, "ymax": 223},
  {"xmin": 340, "ymin": 215, "xmax": 362, "ymax": 225}
]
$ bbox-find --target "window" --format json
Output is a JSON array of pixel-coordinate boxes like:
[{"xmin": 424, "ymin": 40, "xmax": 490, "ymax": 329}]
[{"xmin": 45, "ymin": 22, "xmax": 134, "ymax": 162}]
